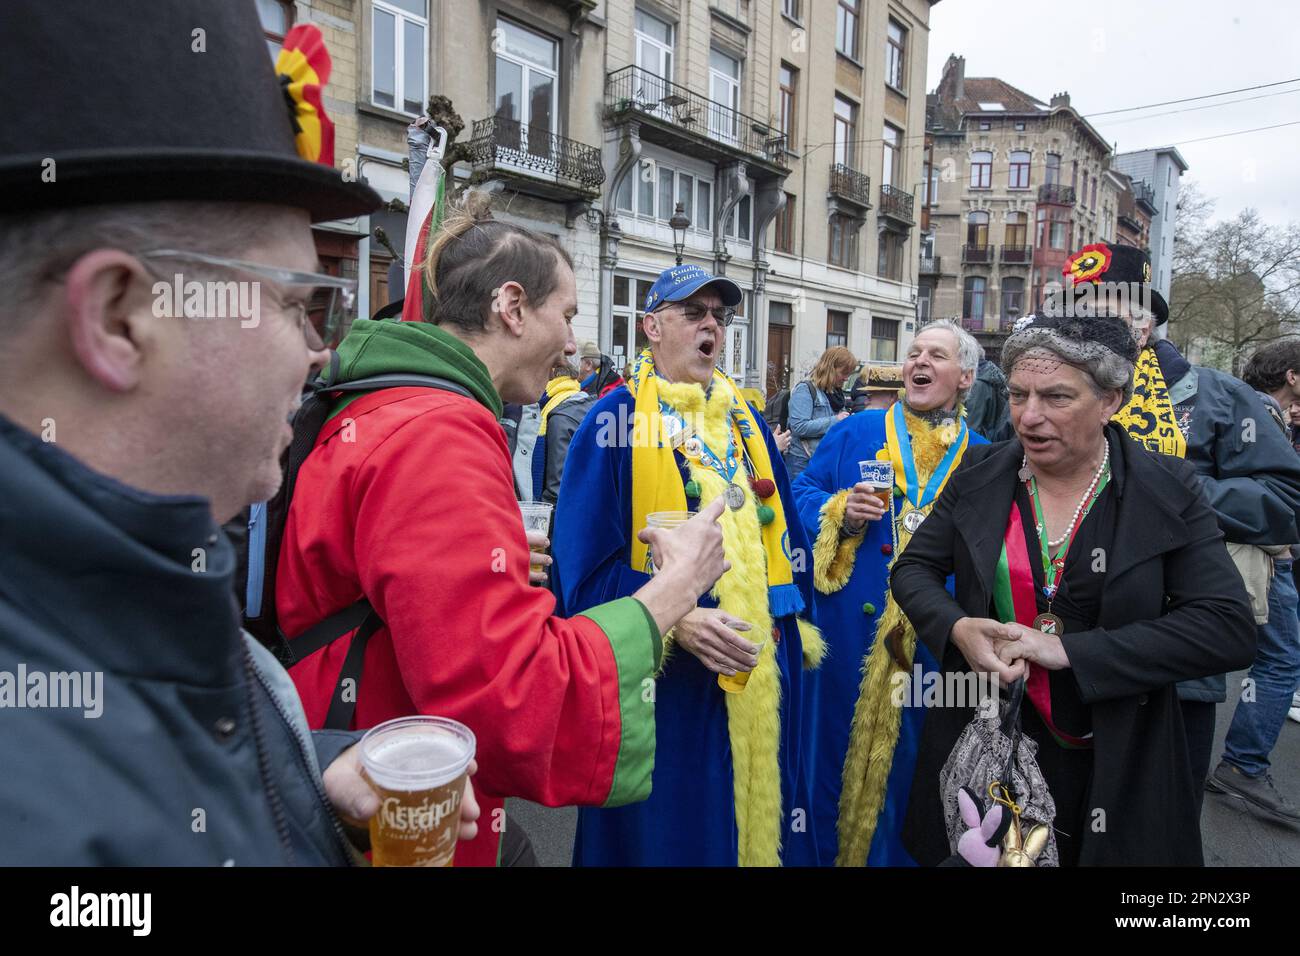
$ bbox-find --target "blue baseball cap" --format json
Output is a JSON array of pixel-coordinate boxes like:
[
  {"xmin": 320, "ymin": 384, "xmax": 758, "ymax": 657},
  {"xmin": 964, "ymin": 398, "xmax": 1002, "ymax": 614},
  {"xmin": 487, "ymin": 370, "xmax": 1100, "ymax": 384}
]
[{"xmin": 643, "ymin": 264, "xmax": 743, "ymax": 313}]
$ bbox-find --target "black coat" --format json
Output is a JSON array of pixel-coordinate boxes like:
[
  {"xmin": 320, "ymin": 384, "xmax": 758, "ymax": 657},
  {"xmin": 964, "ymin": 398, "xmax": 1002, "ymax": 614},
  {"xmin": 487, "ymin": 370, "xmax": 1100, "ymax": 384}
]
[{"xmin": 892, "ymin": 424, "xmax": 1256, "ymax": 866}]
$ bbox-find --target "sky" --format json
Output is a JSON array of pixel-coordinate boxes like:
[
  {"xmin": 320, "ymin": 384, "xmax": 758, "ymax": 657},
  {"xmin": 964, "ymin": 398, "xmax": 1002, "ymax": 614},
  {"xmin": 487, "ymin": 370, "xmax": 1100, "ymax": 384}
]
[{"xmin": 924, "ymin": 0, "xmax": 1300, "ymax": 227}]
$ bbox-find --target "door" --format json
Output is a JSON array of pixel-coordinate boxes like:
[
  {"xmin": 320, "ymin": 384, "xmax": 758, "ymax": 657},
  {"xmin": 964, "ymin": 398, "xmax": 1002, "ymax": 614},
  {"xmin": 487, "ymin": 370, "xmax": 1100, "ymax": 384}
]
[
  {"xmin": 635, "ymin": 10, "xmax": 674, "ymax": 120},
  {"xmin": 767, "ymin": 322, "xmax": 792, "ymax": 397}
]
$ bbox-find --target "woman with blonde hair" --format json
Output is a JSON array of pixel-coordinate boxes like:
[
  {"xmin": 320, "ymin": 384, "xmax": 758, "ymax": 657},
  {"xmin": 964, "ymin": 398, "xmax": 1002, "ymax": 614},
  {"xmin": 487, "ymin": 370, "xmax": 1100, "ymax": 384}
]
[{"xmin": 785, "ymin": 345, "xmax": 857, "ymax": 478}]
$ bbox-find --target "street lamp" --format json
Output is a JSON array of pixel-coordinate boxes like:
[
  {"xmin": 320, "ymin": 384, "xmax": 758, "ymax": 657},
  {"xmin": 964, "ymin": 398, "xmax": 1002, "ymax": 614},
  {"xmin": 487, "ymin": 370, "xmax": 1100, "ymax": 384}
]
[{"xmin": 669, "ymin": 201, "xmax": 691, "ymax": 266}]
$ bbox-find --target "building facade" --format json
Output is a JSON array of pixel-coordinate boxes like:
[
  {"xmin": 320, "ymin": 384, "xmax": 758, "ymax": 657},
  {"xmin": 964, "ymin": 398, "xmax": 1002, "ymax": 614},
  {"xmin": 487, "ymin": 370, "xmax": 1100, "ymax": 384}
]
[
  {"xmin": 257, "ymin": 0, "xmax": 937, "ymax": 394},
  {"xmin": 920, "ymin": 54, "xmax": 1123, "ymax": 360},
  {"xmin": 1112, "ymin": 146, "xmax": 1188, "ymax": 300}
]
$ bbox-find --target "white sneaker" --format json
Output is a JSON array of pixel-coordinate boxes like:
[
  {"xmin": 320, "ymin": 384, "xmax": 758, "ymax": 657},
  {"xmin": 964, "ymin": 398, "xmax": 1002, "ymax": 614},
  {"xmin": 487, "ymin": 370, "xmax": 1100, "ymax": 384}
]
[{"xmin": 1290, "ymin": 706, "xmax": 1300, "ymax": 725}]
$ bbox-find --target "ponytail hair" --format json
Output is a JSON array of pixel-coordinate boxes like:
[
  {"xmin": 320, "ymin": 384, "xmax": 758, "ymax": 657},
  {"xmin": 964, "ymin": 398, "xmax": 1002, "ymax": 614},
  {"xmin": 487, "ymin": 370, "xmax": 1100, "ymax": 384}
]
[{"xmin": 419, "ymin": 190, "xmax": 573, "ymax": 332}]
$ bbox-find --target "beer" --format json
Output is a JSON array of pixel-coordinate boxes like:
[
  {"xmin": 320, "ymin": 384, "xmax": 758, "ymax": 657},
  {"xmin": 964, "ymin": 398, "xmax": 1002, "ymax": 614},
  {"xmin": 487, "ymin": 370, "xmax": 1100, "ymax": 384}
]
[
  {"xmin": 360, "ymin": 716, "xmax": 476, "ymax": 867},
  {"xmin": 517, "ymin": 501, "xmax": 553, "ymax": 583},
  {"xmin": 717, "ymin": 635, "xmax": 765, "ymax": 694},
  {"xmin": 644, "ymin": 510, "xmax": 692, "ymax": 574},
  {"xmin": 858, "ymin": 459, "xmax": 895, "ymax": 510}
]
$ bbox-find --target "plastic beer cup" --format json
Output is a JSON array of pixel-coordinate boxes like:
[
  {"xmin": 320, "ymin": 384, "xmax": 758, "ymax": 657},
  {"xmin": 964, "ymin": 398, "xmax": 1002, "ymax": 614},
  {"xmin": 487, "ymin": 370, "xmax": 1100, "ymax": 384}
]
[{"xmin": 360, "ymin": 716, "xmax": 476, "ymax": 867}]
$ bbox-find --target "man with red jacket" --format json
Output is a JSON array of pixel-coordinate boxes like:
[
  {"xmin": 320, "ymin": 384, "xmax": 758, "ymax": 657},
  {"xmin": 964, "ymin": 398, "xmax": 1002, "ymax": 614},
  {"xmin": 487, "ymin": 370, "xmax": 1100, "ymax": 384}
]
[{"xmin": 276, "ymin": 196, "xmax": 727, "ymax": 866}]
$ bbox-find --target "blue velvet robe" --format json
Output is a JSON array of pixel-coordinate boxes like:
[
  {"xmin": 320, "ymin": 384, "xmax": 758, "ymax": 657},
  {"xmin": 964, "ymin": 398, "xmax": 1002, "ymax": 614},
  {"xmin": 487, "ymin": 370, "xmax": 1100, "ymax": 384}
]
[
  {"xmin": 791, "ymin": 411, "xmax": 986, "ymax": 865},
  {"xmin": 552, "ymin": 387, "xmax": 822, "ymax": 866}
]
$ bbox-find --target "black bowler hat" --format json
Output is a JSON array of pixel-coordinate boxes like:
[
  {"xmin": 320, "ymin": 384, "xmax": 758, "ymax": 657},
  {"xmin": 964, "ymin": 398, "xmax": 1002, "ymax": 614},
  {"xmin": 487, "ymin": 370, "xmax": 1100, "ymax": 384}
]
[
  {"xmin": 1062, "ymin": 242, "xmax": 1168, "ymax": 325},
  {"xmin": 0, "ymin": 0, "xmax": 379, "ymax": 223}
]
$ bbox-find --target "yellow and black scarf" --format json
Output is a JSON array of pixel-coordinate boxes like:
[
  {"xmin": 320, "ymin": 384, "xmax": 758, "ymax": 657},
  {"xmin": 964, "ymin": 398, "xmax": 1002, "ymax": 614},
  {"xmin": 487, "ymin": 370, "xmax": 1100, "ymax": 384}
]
[{"xmin": 1113, "ymin": 346, "xmax": 1186, "ymax": 458}]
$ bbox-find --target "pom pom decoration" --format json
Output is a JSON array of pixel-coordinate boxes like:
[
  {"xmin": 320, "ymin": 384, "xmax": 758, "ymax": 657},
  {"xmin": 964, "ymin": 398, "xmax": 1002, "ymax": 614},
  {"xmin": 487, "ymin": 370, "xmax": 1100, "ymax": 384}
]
[
  {"xmin": 684, "ymin": 480, "xmax": 701, "ymax": 498},
  {"xmin": 861, "ymin": 602, "xmax": 876, "ymax": 615},
  {"xmin": 881, "ymin": 543, "xmax": 893, "ymax": 556},
  {"xmin": 757, "ymin": 505, "xmax": 776, "ymax": 526},
  {"xmin": 750, "ymin": 477, "xmax": 777, "ymax": 499},
  {"xmin": 276, "ymin": 25, "xmax": 335, "ymax": 166}
]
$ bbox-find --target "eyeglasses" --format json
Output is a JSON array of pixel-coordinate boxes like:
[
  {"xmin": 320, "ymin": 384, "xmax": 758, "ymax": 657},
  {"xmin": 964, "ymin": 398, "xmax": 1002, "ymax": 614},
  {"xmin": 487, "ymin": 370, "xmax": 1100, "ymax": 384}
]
[
  {"xmin": 138, "ymin": 249, "xmax": 359, "ymax": 349},
  {"xmin": 665, "ymin": 302, "xmax": 737, "ymax": 328}
]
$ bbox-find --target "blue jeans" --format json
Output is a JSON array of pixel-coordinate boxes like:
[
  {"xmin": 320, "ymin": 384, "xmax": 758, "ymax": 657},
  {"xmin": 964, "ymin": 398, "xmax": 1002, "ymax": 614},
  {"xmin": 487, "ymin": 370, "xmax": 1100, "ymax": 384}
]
[{"xmin": 1223, "ymin": 559, "xmax": 1300, "ymax": 777}]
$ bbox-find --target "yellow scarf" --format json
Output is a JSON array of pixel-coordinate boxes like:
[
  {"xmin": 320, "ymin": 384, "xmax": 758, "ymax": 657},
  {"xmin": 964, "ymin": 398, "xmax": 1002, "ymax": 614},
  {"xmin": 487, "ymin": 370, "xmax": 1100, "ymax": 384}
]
[
  {"xmin": 538, "ymin": 375, "xmax": 583, "ymax": 437},
  {"xmin": 626, "ymin": 349, "xmax": 800, "ymax": 616},
  {"xmin": 1113, "ymin": 346, "xmax": 1187, "ymax": 458},
  {"xmin": 836, "ymin": 407, "xmax": 974, "ymax": 865}
]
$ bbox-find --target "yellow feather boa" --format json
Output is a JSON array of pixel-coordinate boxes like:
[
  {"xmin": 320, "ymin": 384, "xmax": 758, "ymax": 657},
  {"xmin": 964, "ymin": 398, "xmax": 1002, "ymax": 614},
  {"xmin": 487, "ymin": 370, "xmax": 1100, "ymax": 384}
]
[
  {"xmin": 656, "ymin": 379, "xmax": 820, "ymax": 866},
  {"xmin": 835, "ymin": 406, "xmax": 969, "ymax": 865}
]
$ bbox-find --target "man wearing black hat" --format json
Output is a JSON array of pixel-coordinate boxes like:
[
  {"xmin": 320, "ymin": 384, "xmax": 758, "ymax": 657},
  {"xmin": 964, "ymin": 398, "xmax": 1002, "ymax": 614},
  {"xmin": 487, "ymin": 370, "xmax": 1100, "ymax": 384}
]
[
  {"xmin": 1059, "ymin": 242, "xmax": 1300, "ymax": 825},
  {"xmin": 0, "ymin": 0, "xmax": 481, "ymax": 863}
]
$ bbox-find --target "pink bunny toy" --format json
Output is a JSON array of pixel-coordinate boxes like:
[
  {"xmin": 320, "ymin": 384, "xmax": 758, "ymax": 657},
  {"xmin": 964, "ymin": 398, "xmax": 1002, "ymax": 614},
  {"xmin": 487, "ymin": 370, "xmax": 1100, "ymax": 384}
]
[{"xmin": 955, "ymin": 787, "xmax": 1010, "ymax": 867}]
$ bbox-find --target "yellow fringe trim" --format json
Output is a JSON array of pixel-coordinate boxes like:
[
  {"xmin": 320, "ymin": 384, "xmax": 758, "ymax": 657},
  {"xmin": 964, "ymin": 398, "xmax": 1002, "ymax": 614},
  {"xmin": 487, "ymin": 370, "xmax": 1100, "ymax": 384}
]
[
  {"xmin": 658, "ymin": 379, "xmax": 785, "ymax": 867},
  {"xmin": 798, "ymin": 618, "xmax": 827, "ymax": 670},
  {"xmin": 812, "ymin": 489, "xmax": 863, "ymax": 594}
]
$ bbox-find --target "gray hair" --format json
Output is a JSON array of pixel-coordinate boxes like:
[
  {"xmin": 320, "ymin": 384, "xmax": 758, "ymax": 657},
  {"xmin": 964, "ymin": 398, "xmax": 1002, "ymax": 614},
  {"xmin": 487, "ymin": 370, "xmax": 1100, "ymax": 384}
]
[
  {"xmin": 915, "ymin": 318, "xmax": 981, "ymax": 403},
  {"xmin": 1002, "ymin": 331, "xmax": 1135, "ymax": 403},
  {"xmin": 0, "ymin": 201, "xmax": 286, "ymax": 335}
]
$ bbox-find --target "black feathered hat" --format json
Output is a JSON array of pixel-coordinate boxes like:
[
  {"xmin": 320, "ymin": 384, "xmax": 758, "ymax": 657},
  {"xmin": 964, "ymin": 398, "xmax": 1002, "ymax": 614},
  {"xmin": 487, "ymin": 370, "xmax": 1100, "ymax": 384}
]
[{"xmin": 0, "ymin": 0, "xmax": 380, "ymax": 223}]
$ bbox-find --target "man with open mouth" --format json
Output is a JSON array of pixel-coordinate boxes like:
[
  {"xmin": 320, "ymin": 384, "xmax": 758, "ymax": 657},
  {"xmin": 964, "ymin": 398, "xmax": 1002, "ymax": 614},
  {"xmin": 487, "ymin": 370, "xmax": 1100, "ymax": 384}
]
[
  {"xmin": 552, "ymin": 264, "xmax": 825, "ymax": 866},
  {"xmin": 792, "ymin": 318, "xmax": 989, "ymax": 866}
]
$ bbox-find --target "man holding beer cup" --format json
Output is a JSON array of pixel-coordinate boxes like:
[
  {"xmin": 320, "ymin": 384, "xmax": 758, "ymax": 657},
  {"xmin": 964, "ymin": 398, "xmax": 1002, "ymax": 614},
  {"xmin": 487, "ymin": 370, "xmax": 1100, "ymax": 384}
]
[
  {"xmin": 552, "ymin": 265, "xmax": 825, "ymax": 866},
  {"xmin": 791, "ymin": 319, "xmax": 988, "ymax": 866}
]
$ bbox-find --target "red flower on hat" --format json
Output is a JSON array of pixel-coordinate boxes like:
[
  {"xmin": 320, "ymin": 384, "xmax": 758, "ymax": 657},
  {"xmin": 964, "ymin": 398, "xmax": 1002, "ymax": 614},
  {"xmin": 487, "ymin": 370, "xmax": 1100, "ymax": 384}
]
[
  {"xmin": 1063, "ymin": 243, "xmax": 1112, "ymax": 285},
  {"xmin": 276, "ymin": 25, "xmax": 335, "ymax": 166}
]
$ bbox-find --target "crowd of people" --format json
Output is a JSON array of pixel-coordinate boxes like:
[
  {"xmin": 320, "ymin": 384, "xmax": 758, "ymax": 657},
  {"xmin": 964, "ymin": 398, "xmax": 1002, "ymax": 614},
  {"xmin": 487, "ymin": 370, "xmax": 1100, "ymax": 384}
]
[{"xmin": 4, "ymin": 1, "xmax": 1299, "ymax": 869}]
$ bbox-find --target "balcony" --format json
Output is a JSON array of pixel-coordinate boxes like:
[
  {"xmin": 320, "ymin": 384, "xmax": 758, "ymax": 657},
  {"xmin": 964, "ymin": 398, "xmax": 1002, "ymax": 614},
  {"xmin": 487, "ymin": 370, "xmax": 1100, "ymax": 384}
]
[
  {"xmin": 605, "ymin": 65, "xmax": 788, "ymax": 178},
  {"xmin": 1133, "ymin": 180, "xmax": 1158, "ymax": 215},
  {"xmin": 878, "ymin": 184, "xmax": 914, "ymax": 225},
  {"xmin": 919, "ymin": 256, "xmax": 941, "ymax": 275},
  {"xmin": 466, "ymin": 117, "xmax": 605, "ymax": 202},
  {"xmin": 962, "ymin": 244, "xmax": 992, "ymax": 264},
  {"xmin": 828, "ymin": 163, "xmax": 871, "ymax": 212},
  {"xmin": 1038, "ymin": 183, "xmax": 1076, "ymax": 205},
  {"xmin": 961, "ymin": 316, "xmax": 985, "ymax": 332},
  {"xmin": 1000, "ymin": 244, "xmax": 1033, "ymax": 265}
]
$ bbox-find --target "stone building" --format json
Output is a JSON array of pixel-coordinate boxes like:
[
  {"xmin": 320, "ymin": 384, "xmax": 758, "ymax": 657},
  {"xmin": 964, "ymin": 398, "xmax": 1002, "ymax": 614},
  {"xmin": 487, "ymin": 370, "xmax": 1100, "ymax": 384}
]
[{"xmin": 255, "ymin": 0, "xmax": 938, "ymax": 393}]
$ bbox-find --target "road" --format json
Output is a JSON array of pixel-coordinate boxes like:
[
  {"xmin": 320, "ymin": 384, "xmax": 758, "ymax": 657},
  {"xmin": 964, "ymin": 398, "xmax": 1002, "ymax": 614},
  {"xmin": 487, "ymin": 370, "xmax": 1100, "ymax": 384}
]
[{"xmin": 507, "ymin": 667, "xmax": 1300, "ymax": 866}]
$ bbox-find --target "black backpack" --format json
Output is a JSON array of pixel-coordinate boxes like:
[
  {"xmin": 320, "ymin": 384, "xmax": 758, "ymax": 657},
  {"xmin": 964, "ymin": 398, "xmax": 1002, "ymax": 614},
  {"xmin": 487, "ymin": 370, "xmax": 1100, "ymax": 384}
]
[
  {"xmin": 241, "ymin": 353, "xmax": 470, "ymax": 729},
  {"xmin": 764, "ymin": 386, "xmax": 792, "ymax": 431}
]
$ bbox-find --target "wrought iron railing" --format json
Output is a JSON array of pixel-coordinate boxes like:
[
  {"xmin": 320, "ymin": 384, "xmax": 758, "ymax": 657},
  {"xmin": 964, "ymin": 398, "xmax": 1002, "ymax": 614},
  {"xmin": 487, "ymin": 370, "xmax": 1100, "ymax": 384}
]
[
  {"xmin": 1133, "ymin": 180, "xmax": 1156, "ymax": 209},
  {"xmin": 879, "ymin": 184, "xmax": 914, "ymax": 223},
  {"xmin": 919, "ymin": 256, "xmax": 941, "ymax": 274},
  {"xmin": 604, "ymin": 65, "xmax": 788, "ymax": 166},
  {"xmin": 1038, "ymin": 183, "xmax": 1076, "ymax": 205},
  {"xmin": 962, "ymin": 244, "xmax": 992, "ymax": 264},
  {"xmin": 1000, "ymin": 244, "xmax": 1033, "ymax": 264},
  {"xmin": 467, "ymin": 117, "xmax": 605, "ymax": 192},
  {"xmin": 961, "ymin": 316, "xmax": 984, "ymax": 332},
  {"xmin": 829, "ymin": 163, "xmax": 871, "ymax": 206}
]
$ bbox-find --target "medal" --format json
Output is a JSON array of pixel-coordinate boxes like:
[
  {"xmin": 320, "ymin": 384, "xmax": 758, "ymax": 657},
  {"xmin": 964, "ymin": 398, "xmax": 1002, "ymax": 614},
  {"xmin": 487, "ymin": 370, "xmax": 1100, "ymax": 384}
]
[
  {"xmin": 725, "ymin": 482, "xmax": 746, "ymax": 510},
  {"xmin": 902, "ymin": 509, "xmax": 926, "ymax": 533},
  {"xmin": 683, "ymin": 437, "xmax": 702, "ymax": 457},
  {"xmin": 1032, "ymin": 612, "xmax": 1064, "ymax": 635}
]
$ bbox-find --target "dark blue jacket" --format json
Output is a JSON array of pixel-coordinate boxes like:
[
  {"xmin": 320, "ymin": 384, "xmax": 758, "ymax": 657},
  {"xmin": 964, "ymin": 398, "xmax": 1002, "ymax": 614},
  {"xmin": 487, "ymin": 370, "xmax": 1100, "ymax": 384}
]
[{"xmin": 0, "ymin": 415, "xmax": 359, "ymax": 865}]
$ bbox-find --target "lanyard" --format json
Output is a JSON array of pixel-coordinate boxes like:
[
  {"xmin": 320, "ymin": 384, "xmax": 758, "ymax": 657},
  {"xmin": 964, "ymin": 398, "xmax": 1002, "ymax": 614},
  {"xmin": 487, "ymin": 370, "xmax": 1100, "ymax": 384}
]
[{"xmin": 887, "ymin": 401, "xmax": 969, "ymax": 509}]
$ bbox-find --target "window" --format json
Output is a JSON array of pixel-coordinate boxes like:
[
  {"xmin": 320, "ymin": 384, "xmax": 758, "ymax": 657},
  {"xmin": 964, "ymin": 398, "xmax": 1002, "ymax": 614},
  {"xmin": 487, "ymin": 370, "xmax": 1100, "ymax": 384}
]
[
  {"xmin": 494, "ymin": 19, "xmax": 559, "ymax": 161},
  {"xmin": 1035, "ymin": 207, "xmax": 1047, "ymax": 246},
  {"xmin": 1071, "ymin": 160, "xmax": 1078, "ymax": 189},
  {"xmin": 697, "ymin": 179, "xmax": 712, "ymax": 232},
  {"xmin": 1045, "ymin": 153, "xmax": 1060, "ymax": 186},
  {"xmin": 782, "ymin": 0, "xmax": 801, "ymax": 21},
  {"xmin": 828, "ymin": 215, "xmax": 859, "ymax": 269},
  {"xmin": 966, "ymin": 210, "xmax": 989, "ymax": 247},
  {"xmin": 1008, "ymin": 150, "xmax": 1030, "ymax": 189},
  {"xmin": 836, "ymin": 0, "xmax": 859, "ymax": 59},
  {"xmin": 1005, "ymin": 211, "xmax": 1027, "ymax": 248},
  {"xmin": 827, "ymin": 310, "xmax": 850, "ymax": 348},
  {"xmin": 885, "ymin": 20, "xmax": 906, "ymax": 91},
  {"xmin": 1049, "ymin": 210, "xmax": 1068, "ymax": 249},
  {"xmin": 970, "ymin": 150, "xmax": 992, "ymax": 189},
  {"xmin": 773, "ymin": 192, "xmax": 796, "ymax": 254},
  {"xmin": 1014, "ymin": 121, "xmax": 1026, "ymax": 131},
  {"xmin": 635, "ymin": 9, "xmax": 674, "ymax": 119},
  {"xmin": 929, "ymin": 162, "xmax": 939, "ymax": 207},
  {"xmin": 963, "ymin": 276, "xmax": 986, "ymax": 324},
  {"xmin": 779, "ymin": 64, "xmax": 798, "ymax": 146},
  {"xmin": 1001, "ymin": 278, "xmax": 1025, "ymax": 320},
  {"xmin": 372, "ymin": 0, "xmax": 428, "ymax": 114},
  {"xmin": 920, "ymin": 159, "xmax": 930, "ymax": 206},
  {"xmin": 833, "ymin": 95, "xmax": 857, "ymax": 168},
  {"xmin": 882, "ymin": 124, "xmax": 901, "ymax": 188},
  {"xmin": 872, "ymin": 318, "xmax": 900, "ymax": 361},
  {"xmin": 978, "ymin": 119, "xmax": 991, "ymax": 131},
  {"xmin": 256, "ymin": 0, "xmax": 293, "ymax": 58},
  {"xmin": 877, "ymin": 230, "xmax": 904, "ymax": 280},
  {"xmin": 708, "ymin": 49, "xmax": 741, "ymax": 144},
  {"xmin": 917, "ymin": 285, "xmax": 932, "ymax": 323},
  {"xmin": 621, "ymin": 158, "xmax": 711, "ymax": 233},
  {"xmin": 1090, "ymin": 178, "xmax": 1097, "ymax": 209},
  {"xmin": 612, "ymin": 275, "xmax": 655, "ymax": 365},
  {"xmin": 724, "ymin": 194, "xmax": 753, "ymax": 242}
]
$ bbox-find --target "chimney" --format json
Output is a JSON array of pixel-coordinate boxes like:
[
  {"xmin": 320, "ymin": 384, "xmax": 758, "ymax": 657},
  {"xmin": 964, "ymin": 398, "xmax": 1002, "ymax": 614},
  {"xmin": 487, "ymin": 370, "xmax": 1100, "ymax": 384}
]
[
  {"xmin": 954, "ymin": 55, "xmax": 965, "ymax": 100},
  {"xmin": 1050, "ymin": 91, "xmax": 1071, "ymax": 109}
]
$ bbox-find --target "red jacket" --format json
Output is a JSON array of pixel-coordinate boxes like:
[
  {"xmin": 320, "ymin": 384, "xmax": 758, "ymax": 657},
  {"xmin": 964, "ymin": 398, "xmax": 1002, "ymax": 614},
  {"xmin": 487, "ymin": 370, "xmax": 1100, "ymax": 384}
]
[{"xmin": 277, "ymin": 386, "xmax": 659, "ymax": 866}]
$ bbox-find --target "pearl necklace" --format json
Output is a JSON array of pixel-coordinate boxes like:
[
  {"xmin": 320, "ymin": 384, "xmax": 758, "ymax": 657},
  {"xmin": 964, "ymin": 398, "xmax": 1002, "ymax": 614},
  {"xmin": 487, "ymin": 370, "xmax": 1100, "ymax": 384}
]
[{"xmin": 1022, "ymin": 440, "xmax": 1110, "ymax": 549}]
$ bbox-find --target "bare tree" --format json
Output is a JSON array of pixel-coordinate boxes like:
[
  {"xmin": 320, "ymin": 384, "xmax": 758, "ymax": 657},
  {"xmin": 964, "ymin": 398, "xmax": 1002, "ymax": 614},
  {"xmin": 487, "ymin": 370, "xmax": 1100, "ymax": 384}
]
[{"xmin": 1168, "ymin": 203, "xmax": 1300, "ymax": 375}]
